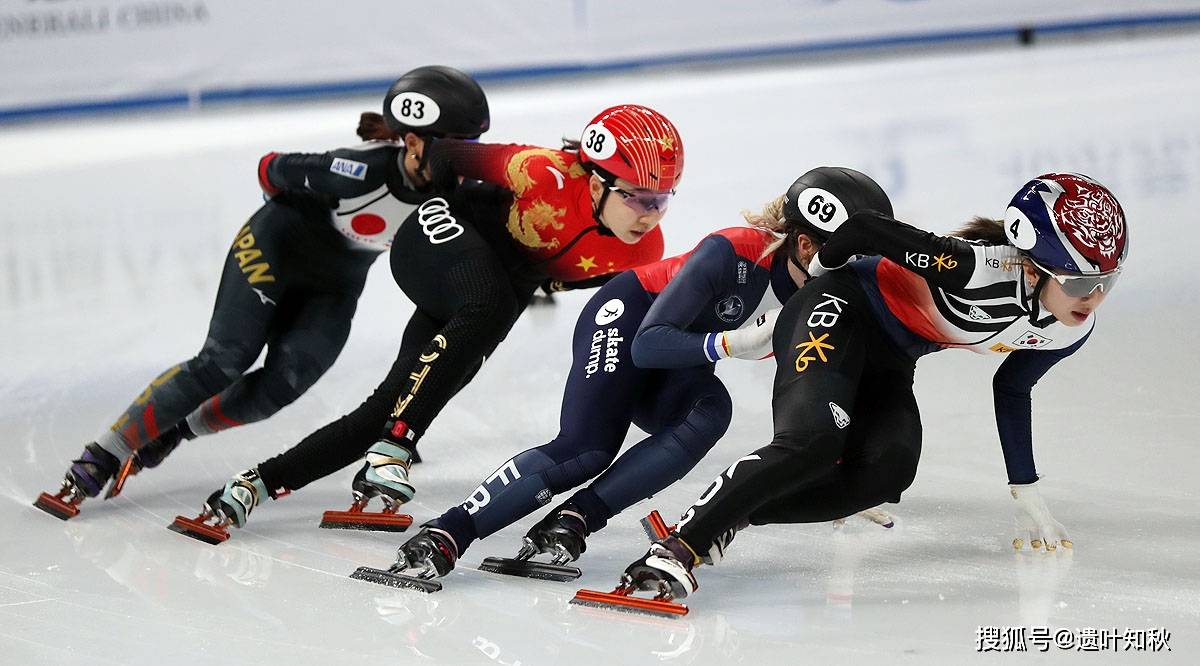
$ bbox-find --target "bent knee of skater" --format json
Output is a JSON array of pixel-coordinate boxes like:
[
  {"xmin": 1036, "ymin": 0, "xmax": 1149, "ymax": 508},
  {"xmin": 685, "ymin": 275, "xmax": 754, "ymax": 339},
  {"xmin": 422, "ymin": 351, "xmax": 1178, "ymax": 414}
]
[
  {"xmin": 689, "ymin": 392, "xmax": 733, "ymax": 438},
  {"xmin": 768, "ymin": 430, "xmax": 844, "ymax": 465},
  {"xmin": 193, "ymin": 344, "xmax": 259, "ymax": 386},
  {"xmin": 543, "ymin": 447, "xmax": 615, "ymax": 491}
]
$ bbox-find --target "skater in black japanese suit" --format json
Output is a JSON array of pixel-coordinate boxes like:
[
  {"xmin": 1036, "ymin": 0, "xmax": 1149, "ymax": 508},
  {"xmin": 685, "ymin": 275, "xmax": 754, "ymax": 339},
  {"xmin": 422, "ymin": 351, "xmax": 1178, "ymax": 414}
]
[{"xmin": 35, "ymin": 66, "xmax": 491, "ymax": 520}]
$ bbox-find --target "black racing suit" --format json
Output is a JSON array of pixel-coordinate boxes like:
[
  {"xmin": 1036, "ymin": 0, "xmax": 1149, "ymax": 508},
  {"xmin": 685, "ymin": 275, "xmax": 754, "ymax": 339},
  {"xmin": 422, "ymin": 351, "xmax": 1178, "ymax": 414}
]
[
  {"xmin": 254, "ymin": 182, "xmax": 546, "ymax": 493},
  {"xmin": 674, "ymin": 212, "xmax": 1094, "ymax": 560},
  {"xmin": 93, "ymin": 141, "xmax": 427, "ymax": 461}
]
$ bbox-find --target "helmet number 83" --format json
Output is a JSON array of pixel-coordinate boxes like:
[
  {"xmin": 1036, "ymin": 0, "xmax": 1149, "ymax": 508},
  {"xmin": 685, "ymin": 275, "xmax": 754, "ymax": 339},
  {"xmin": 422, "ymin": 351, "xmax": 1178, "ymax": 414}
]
[
  {"xmin": 398, "ymin": 98, "xmax": 425, "ymax": 120},
  {"xmin": 808, "ymin": 194, "xmax": 838, "ymax": 223}
]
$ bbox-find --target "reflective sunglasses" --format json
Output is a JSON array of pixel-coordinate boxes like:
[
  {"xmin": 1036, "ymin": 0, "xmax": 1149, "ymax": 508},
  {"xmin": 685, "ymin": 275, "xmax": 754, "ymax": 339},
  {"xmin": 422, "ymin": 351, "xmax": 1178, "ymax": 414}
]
[{"xmin": 1030, "ymin": 258, "xmax": 1121, "ymax": 297}]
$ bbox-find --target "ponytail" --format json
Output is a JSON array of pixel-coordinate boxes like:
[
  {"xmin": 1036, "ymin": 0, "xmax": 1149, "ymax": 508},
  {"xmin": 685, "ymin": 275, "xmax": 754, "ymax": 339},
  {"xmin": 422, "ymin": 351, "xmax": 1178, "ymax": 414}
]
[
  {"xmin": 356, "ymin": 112, "xmax": 401, "ymax": 142},
  {"xmin": 742, "ymin": 194, "xmax": 795, "ymax": 260},
  {"xmin": 952, "ymin": 216, "xmax": 1008, "ymax": 244}
]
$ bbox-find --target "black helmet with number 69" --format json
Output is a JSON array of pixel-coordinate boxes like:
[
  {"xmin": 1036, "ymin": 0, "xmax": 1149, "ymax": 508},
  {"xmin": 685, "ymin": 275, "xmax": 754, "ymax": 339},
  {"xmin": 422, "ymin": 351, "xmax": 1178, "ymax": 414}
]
[
  {"xmin": 782, "ymin": 167, "xmax": 893, "ymax": 243},
  {"xmin": 382, "ymin": 65, "xmax": 490, "ymax": 139}
]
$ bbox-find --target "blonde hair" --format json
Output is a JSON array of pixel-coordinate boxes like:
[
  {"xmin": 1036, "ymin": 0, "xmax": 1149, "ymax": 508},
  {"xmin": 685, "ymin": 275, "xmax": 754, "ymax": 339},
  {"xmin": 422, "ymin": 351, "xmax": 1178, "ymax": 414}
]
[{"xmin": 741, "ymin": 194, "xmax": 788, "ymax": 259}]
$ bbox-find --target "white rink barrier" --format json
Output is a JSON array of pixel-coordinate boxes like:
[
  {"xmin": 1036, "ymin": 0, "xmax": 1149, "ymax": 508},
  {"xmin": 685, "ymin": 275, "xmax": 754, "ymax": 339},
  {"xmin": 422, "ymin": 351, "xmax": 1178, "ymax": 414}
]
[{"xmin": 2, "ymin": 0, "xmax": 1200, "ymax": 120}]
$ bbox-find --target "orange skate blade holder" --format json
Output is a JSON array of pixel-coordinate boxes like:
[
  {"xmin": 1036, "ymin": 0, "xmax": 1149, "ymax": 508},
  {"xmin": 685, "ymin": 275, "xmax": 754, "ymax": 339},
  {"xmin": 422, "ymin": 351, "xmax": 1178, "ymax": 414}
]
[
  {"xmin": 168, "ymin": 513, "xmax": 231, "ymax": 545},
  {"xmin": 320, "ymin": 497, "xmax": 413, "ymax": 532},
  {"xmin": 570, "ymin": 586, "xmax": 689, "ymax": 618},
  {"xmin": 640, "ymin": 510, "xmax": 673, "ymax": 541},
  {"xmin": 33, "ymin": 489, "xmax": 82, "ymax": 520},
  {"xmin": 104, "ymin": 456, "xmax": 139, "ymax": 500}
]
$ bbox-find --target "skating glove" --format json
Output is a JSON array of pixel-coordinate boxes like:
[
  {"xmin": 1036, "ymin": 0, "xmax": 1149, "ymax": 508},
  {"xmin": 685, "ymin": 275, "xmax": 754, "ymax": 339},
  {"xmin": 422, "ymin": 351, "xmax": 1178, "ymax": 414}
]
[
  {"xmin": 1010, "ymin": 479, "xmax": 1072, "ymax": 552},
  {"xmin": 711, "ymin": 307, "xmax": 781, "ymax": 360}
]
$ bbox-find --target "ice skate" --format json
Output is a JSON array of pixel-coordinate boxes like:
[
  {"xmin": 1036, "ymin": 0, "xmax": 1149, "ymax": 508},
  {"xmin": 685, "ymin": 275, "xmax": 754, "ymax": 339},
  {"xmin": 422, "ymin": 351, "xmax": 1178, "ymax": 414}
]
[
  {"xmin": 571, "ymin": 534, "xmax": 698, "ymax": 618},
  {"xmin": 168, "ymin": 468, "xmax": 269, "ymax": 545},
  {"xmin": 34, "ymin": 443, "xmax": 120, "ymax": 520},
  {"xmin": 350, "ymin": 526, "xmax": 459, "ymax": 593},
  {"xmin": 319, "ymin": 441, "xmax": 414, "ymax": 532},
  {"xmin": 105, "ymin": 423, "xmax": 193, "ymax": 499},
  {"xmin": 479, "ymin": 506, "xmax": 589, "ymax": 581}
]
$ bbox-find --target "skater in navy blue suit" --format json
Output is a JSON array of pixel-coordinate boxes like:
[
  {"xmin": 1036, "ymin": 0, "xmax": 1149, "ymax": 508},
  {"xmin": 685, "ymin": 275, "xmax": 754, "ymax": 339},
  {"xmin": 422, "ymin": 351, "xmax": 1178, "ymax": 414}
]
[{"xmin": 366, "ymin": 167, "xmax": 895, "ymax": 583}]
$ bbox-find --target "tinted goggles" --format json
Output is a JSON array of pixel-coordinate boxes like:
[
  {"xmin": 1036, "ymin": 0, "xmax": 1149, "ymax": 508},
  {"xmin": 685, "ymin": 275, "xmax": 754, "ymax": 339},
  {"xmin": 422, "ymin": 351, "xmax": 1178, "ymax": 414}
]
[{"xmin": 607, "ymin": 183, "xmax": 674, "ymax": 215}]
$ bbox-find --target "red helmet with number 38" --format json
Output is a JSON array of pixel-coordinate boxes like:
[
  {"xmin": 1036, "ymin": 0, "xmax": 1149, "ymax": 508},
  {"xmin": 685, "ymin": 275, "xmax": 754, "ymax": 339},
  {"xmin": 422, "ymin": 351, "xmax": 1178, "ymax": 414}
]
[{"xmin": 577, "ymin": 104, "xmax": 684, "ymax": 193}]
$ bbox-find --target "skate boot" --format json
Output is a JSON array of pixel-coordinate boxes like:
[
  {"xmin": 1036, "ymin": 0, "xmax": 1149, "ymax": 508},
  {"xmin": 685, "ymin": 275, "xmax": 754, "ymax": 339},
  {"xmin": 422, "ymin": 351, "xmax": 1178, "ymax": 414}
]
[
  {"xmin": 571, "ymin": 534, "xmax": 699, "ymax": 618},
  {"xmin": 34, "ymin": 443, "xmax": 121, "ymax": 520},
  {"xmin": 350, "ymin": 526, "xmax": 459, "ymax": 593},
  {"xmin": 479, "ymin": 505, "xmax": 588, "ymax": 581},
  {"xmin": 168, "ymin": 468, "xmax": 270, "ymax": 544},
  {"xmin": 319, "ymin": 440, "xmax": 414, "ymax": 531},
  {"xmin": 106, "ymin": 423, "xmax": 195, "ymax": 499},
  {"xmin": 623, "ymin": 536, "xmax": 700, "ymax": 600}
]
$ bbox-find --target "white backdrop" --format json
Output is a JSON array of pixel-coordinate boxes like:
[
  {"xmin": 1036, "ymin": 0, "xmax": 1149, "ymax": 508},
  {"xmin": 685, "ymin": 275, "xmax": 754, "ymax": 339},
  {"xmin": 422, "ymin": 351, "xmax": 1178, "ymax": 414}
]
[{"xmin": 3, "ymin": 0, "xmax": 1200, "ymax": 115}]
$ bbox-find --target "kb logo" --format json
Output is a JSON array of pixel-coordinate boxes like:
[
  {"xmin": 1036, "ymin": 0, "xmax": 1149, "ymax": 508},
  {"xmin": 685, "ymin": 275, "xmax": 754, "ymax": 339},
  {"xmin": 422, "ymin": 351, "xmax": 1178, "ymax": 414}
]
[{"xmin": 417, "ymin": 197, "xmax": 463, "ymax": 245}]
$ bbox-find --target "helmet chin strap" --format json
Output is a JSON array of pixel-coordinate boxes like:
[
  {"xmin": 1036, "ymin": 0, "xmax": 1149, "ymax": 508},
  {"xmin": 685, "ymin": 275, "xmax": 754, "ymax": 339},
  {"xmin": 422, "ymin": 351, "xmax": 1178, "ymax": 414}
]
[
  {"xmin": 789, "ymin": 254, "xmax": 811, "ymax": 281},
  {"xmin": 1024, "ymin": 273, "xmax": 1057, "ymax": 327},
  {"xmin": 591, "ymin": 181, "xmax": 615, "ymax": 237},
  {"xmin": 788, "ymin": 233, "xmax": 812, "ymax": 281}
]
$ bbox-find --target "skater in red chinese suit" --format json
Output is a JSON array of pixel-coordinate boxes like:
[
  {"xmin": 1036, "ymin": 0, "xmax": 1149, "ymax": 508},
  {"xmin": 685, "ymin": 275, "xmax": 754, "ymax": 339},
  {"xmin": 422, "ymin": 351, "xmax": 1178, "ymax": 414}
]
[{"xmin": 175, "ymin": 105, "xmax": 685, "ymax": 538}]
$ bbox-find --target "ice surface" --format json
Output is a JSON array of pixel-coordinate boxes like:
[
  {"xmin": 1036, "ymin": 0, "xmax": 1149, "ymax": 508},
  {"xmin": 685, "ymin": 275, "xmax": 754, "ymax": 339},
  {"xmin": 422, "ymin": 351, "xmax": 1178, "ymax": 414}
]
[{"xmin": 1, "ymin": 34, "xmax": 1198, "ymax": 664}]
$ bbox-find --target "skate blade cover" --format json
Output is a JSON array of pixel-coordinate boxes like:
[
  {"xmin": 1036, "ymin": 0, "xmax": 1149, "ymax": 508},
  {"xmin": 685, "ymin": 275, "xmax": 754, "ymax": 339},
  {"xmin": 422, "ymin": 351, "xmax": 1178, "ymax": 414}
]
[
  {"xmin": 478, "ymin": 557, "xmax": 581, "ymax": 582},
  {"xmin": 349, "ymin": 566, "xmax": 442, "ymax": 594},
  {"xmin": 569, "ymin": 510, "xmax": 688, "ymax": 618},
  {"xmin": 320, "ymin": 498, "xmax": 413, "ymax": 532},
  {"xmin": 168, "ymin": 512, "xmax": 231, "ymax": 545},
  {"xmin": 33, "ymin": 488, "xmax": 82, "ymax": 520},
  {"xmin": 104, "ymin": 456, "xmax": 140, "ymax": 500}
]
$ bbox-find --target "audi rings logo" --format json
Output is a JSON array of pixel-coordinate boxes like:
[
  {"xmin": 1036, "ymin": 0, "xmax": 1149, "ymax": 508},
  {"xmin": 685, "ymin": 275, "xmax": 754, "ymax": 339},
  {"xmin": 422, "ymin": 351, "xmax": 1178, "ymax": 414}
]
[{"xmin": 418, "ymin": 198, "xmax": 463, "ymax": 245}]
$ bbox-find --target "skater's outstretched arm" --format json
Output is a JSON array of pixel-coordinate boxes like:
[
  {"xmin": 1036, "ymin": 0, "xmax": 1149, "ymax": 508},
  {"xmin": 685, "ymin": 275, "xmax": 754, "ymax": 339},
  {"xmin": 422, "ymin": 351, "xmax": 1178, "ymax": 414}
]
[{"xmin": 812, "ymin": 211, "xmax": 979, "ymax": 290}]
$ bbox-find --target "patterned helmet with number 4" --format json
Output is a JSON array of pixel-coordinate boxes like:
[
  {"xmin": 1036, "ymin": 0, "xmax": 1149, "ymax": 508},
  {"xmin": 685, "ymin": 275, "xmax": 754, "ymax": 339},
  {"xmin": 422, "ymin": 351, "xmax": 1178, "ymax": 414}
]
[
  {"xmin": 782, "ymin": 166, "xmax": 893, "ymax": 243},
  {"xmin": 382, "ymin": 65, "xmax": 490, "ymax": 139},
  {"xmin": 1004, "ymin": 173, "xmax": 1127, "ymax": 296},
  {"xmin": 577, "ymin": 104, "xmax": 684, "ymax": 193}
]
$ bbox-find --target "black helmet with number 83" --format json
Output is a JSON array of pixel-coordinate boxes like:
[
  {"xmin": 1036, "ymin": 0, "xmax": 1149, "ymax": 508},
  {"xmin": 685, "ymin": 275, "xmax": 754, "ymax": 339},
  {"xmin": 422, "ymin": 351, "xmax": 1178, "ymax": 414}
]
[
  {"xmin": 782, "ymin": 166, "xmax": 893, "ymax": 243},
  {"xmin": 382, "ymin": 65, "xmax": 490, "ymax": 139}
]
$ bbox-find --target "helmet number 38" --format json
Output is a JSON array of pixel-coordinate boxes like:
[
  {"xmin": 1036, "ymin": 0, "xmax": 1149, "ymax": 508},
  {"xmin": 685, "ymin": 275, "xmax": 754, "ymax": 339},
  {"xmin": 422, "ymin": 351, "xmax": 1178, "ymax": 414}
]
[{"xmin": 581, "ymin": 123, "xmax": 617, "ymax": 160}]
